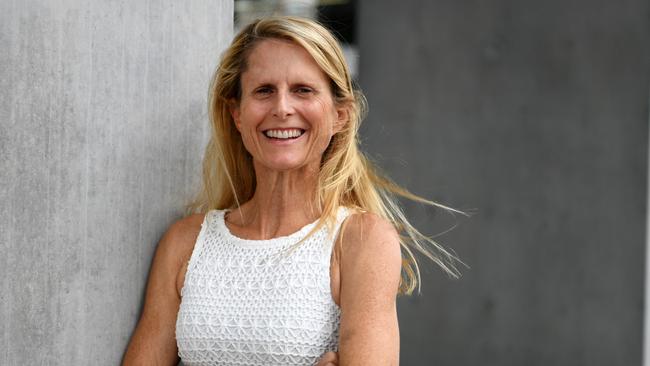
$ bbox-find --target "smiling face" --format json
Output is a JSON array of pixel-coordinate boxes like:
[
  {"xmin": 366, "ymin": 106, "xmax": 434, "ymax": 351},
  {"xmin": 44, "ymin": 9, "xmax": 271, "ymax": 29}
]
[{"xmin": 230, "ymin": 38, "xmax": 347, "ymax": 173}]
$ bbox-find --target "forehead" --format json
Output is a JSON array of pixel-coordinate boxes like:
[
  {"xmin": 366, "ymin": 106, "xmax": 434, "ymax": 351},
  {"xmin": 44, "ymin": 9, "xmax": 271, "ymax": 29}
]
[{"xmin": 242, "ymin": 38, "xmax": 328, "ymax": 84}]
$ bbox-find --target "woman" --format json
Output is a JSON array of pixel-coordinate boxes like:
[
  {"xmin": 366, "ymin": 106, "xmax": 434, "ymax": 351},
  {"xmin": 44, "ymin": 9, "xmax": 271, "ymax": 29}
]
[{"xmin": 123, "ymin": 16, "xmax": 460, "ymax": 366}]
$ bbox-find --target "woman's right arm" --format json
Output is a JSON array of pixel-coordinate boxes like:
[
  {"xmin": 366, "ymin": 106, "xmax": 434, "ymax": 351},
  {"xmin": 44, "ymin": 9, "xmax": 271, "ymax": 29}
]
[{"xmin": 122, "ymin": 214, "xmax": 204, "ymax": 365}]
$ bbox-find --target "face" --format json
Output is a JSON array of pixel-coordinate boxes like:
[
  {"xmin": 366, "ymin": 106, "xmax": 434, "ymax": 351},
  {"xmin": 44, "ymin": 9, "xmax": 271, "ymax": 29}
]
[{"xmin": 230, "ymin": 38, "xmax": 347, "ymax": 173}]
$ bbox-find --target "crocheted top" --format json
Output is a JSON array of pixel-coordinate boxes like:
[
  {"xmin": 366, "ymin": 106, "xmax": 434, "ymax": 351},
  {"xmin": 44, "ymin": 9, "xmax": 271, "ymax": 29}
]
[{"xmin": 176, "ymin": 207, "xmax": 350, "ymax": 366}]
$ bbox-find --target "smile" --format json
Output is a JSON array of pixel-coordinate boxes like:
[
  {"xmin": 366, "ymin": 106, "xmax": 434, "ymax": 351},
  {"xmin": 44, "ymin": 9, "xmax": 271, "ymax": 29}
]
[{"xmin": 263, "ymin": 128, "xmax": 305, "ymax": 140}]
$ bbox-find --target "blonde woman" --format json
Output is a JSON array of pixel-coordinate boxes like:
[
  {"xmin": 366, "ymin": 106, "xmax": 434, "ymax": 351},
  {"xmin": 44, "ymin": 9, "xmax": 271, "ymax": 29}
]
[{"xmin": 123, "ymin": 16, "xmax": 460, "ymax": 366}]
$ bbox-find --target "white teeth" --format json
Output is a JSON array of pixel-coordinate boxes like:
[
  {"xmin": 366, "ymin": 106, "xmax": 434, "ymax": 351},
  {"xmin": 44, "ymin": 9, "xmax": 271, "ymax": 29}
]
[{"xmin": 265, "ymin": 129, "xmax": 303, "ymax": 139}]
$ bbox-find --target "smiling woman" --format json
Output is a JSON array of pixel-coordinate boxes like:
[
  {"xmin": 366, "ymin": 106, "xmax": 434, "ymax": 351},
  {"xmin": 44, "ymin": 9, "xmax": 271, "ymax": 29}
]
[
  {"xmin": 231, "ymin": 38, "xmax": 347, "ymax": 173},
  {"xmin": 123, "ymin": 16, "xmax": 462, "ymax": 366}
]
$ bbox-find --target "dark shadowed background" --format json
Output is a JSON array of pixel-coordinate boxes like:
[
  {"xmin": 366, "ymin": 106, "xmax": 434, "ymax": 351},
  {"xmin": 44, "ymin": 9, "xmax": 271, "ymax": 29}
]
[{"xmin": 357, "ymin": 1, "xmax": 648, "ymax": 365}]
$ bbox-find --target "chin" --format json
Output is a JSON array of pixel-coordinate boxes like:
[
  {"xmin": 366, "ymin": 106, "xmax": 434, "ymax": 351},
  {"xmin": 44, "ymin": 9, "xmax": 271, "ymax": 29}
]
[
  {"xmin": 266, "ymin": 161, "xmax": 308, "ymax": 172},
  {"xmin": 258, "ymin": 156, "xmax": 318, "ymax": 173}
]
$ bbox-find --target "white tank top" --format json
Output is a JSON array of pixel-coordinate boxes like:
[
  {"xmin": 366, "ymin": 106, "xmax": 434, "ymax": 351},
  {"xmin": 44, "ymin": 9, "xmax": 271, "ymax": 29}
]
[{"xmin": 176, "ymin": 207, "xmax": 350, "ymax": 365}]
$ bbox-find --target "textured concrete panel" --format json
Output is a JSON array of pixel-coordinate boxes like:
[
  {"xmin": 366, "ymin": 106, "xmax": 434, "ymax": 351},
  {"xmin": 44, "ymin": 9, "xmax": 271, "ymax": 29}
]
[
  {"xmin": 358, "ymin": 1, "xmax": 648, "ymax": 365},
  {"xmin": 0, "ymin": 1, "xmax": 232, "ymax": 364}
]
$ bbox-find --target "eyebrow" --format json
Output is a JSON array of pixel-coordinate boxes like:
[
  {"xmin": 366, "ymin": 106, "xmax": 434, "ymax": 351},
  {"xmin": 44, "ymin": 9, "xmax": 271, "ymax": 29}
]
[{"xmin": 250, "ymin": 81, "xmax": 321, "ymax": 90}]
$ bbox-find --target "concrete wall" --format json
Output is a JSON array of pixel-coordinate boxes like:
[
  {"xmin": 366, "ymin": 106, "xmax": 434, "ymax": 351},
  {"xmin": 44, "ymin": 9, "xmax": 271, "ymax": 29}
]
[
  {"xmin": 358, "ymin": 1, "xmax": 649, "ymax": 365},
  {"xmin": 0, "ymin": 1, "xmax": 232, "ymax": 364}
]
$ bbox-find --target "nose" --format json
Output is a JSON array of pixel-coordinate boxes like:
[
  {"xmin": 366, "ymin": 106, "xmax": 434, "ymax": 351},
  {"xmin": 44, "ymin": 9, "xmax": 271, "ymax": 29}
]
[{"xmin": 272, "ymin": 90, "xmax": 294, "ymax": 120}]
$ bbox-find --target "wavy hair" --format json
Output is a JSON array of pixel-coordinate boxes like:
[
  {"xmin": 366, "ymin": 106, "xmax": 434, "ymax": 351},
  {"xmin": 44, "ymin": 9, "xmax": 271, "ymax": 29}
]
[{"xmin": 189, "ymin": 16, "xmax": 464, "ymax": 295}]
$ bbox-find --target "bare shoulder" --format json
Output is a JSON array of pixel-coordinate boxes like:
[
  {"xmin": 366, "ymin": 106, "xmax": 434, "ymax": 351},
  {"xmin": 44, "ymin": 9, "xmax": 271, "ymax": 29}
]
[
  {"xmin": 165, "ymin": 213, "xmax": 205, "ymax": 243},
  {"xmin": 157, "ymin": 213, "xmax": 206, "ymax": 268},
  {"xmin": 155, "ymin": 213, "xmax": 206, "ymax": 297},
  {"xmin": 338, "ymin": 212, "xmax": 401, "ymax": 302},
  {"xmin": 340, "ymin": 212, "xmax": 401, "ymax": 259},
  {"xmin": 343, "ymin": 211, "xmax": 397, "ymax": 238}
]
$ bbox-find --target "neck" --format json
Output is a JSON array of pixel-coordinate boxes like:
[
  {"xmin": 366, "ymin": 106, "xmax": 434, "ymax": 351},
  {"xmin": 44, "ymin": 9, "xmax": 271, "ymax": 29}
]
[{"xmin": 229, "ymin": 161, "xmax": 321, "ymax": 239}]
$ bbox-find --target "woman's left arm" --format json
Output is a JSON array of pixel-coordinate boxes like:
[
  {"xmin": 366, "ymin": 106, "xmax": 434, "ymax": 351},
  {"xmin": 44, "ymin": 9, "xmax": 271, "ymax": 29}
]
[{"xmin": 337, "ymin": 213, "xmax": 402, "ymax": 366}]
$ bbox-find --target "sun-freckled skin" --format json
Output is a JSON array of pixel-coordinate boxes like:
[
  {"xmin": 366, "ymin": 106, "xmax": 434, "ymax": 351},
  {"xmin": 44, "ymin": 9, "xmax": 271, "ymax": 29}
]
[{"xmin": 230, "ymin": 38, "xmax": 346, "ymax": 174}]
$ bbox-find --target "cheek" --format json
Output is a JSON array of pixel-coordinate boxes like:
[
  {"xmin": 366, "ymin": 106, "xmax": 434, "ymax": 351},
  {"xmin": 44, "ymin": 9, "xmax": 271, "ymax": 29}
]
[
  {"xmin": 235, "ymin": 106, "xmax": 262, "ymax": 150},
  {"xmin": 238, "ymin": 103, "xmax": 263, "ymax": 125},
  {"xmin": 236, "ymin": 106, "xmax": 267, "ymax": 142},
  {"xmin": 309, "ymin": 110, "xmax": 338, "ymax": 154},
  {"xmin": 308, "ymin": 98, "xmax": 338, "ymax": 133}
]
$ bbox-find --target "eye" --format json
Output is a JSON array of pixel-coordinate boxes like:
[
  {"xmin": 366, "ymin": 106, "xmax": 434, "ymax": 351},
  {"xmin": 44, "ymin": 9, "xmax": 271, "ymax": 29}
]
[
  {"xmin": 254, "ymin": 86, "xmax": 273, "ymax": 95},
  {"xmin": 294, "ymin": 86, "xmax": 314, "ymax": 94}
]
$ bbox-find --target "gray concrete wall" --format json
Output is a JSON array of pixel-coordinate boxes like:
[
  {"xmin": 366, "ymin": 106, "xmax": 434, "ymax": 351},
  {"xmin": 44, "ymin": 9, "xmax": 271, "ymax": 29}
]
[
  {"xmin": 0, "ymin": 1, "xmax": 232, "ymax": 364},
  {"xmin": 358, "ymin": 1, "xmax": 649, "ymax": 366}
]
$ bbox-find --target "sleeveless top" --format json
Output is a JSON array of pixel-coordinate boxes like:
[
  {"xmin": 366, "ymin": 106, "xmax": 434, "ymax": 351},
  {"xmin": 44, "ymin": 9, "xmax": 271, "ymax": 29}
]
[{"xmin": 175, "ymin": 207, "xmax": 350, "ymax": 366}]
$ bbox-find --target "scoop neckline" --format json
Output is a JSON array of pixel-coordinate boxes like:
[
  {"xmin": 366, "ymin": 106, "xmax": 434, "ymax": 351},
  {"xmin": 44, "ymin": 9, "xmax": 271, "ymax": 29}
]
[{"xmin": 218, "ymin": 210, "xmax": 322, "ymax": 248}]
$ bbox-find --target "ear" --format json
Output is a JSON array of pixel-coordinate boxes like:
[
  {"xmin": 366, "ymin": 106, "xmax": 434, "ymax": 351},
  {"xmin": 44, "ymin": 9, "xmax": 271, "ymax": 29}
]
[
  {"xmin": 333, "ymin": 105, "xmax": 349, "ymax": 134},
  {"xmin": 228, "ymin": 100, "xmax": 241, "ymax": 131}
]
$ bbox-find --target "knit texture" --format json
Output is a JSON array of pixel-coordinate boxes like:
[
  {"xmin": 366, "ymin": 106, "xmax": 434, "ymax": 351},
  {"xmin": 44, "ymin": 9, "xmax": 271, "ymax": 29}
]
[{"xmin": 176, "ymin": 208, "xmax": 349, "ymax": 366}]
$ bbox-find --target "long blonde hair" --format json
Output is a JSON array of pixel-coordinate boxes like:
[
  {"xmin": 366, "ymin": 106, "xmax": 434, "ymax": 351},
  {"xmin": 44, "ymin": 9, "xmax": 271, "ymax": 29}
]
[{"xmin": 189, "ymin": 16, "xmax": 464, "ymax": 295}]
